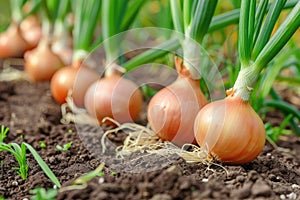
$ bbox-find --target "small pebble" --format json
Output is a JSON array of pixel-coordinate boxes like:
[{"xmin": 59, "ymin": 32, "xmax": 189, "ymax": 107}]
[
  {"xmin": 286, "ymin": 192, "xmax": 297, "ymax": 199},
  {"xmin": 280, "ymin": 194, "xmax": 286, "ymax": 200},
  {"xmin": 292, "ymin": 184, "xmax": 300, "ymax": 189},
  {"xmin": 53, "ymin": 185, "xmax": 57, "ymax": 189},
  {"xmin": 12, "ymin": 181, "xmax": 18, "ymax": 186},
  {"xmin": 150, "ymin": 194, "xmax": 172, "ymax": 200},
  {"xmin": 98, "ymin": 177, "xmax": 105, "ymax": 184},
  {"xmin": 22, "ymin": 198, "xmax": 29, "ymax": 200},
  {"xmin": 202, "ymin": 178, "xmax": 208, "ymax": 182}
]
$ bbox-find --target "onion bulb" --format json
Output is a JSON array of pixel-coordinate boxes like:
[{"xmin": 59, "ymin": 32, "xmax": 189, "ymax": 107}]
[
  {"xmin": 84, "ymin": 73, "xmax": 143, "ymax": 124},
  {"xmin": 147, "ymin": 58, "xmax": 208, "ymax": 146},
  {"xmin": 24, "ymin": 39, "xmax": 64, "ymax": 81},
  {"xmin": 194, "ymin": 91, "xmax": 266, "ymax": 164},
  {"xmin": 0, "ymin": 23, "xmax": 30, "ymax": 58},
  {"xmin": 20, "ymin": 15, "xmax": 42, "ymax": 50},
  {"xmin": 50, "ymin": 62, "xmax": 99, "ymax": 107}
]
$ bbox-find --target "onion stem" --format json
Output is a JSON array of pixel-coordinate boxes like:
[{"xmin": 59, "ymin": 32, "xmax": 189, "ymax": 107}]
[
  {"xmin": 169, "ymin": 0, "xmax": 218, "ymax": 79},
  {"xmin": 208, "ymin": 0, "xmax": 298, "ymax": 33},
  {"xmin": 233, "ymin": 67, "xmax": 259, "ymax": 101},
  {"xmin": 254, "ymin": 1, "xmax": 300, "ymax": 72},
  {"xmin": 73, "ymin": 0, "xmax": 101, "ymax": 62},
  {"xmin": 235, "ymin": 0, "xmax": 300, "ymax": 101}
]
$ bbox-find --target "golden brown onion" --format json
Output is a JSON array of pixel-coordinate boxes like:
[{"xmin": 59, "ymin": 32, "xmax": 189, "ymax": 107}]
[
  {"xmin": 0, "ymin": 23, "xmax": 30, "ymax": 58},
  {"xmin": 84, "ymin": 73, "xmax": 143, "ymax": 124},
  {"xmin": 194, "ymin": 94, "xmax": 266, "ymax": 164},
  {"xmin": 50, "ymin": 62, "xmax": 99, "ymax": 107},
  {"xmin": 147, "ymin": 59, "xmax": 208, "ymax": 146},
  {"xmin": 24, "ymin": 39, "xmax": 63, "ymax": 81}
]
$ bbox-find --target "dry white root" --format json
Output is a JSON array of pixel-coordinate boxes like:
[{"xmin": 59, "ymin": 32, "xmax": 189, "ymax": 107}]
[
  {"xmin": 60, "ymin": 100, "xmax": 225, "ymax": 170},
  {"xmin": 60, "ymin": 90, "xmax": 98, "ymax": 125},
  {"xmin": 0, "ymin": 58, "xmax": 27, "ymax": 81},
  {"xmin": 100, "ymin": 118, "xmax": 216, "ymax": 165}
]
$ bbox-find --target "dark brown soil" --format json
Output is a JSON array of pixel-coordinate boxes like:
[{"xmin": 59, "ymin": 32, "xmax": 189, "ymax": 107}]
[{"xmin": 0, "ymin": 67, "xmax": 300, "ymax": 200}]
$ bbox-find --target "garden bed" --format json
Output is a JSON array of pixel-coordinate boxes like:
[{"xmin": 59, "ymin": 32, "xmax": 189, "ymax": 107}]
[{"xmin": 0, "ymin": 65, "xmax": 300, "ymax": 200}]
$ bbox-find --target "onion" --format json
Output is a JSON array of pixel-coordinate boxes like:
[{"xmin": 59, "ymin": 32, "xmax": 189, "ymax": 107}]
[
  {"xmin": 84, "ymin": 73, "xmax": 143, "ymax": 124},
  {"xmin": 0, "ymin": 23, "xmax": 30, "ymax": 58},
  {"xmin": 147, "ymin": 58, "xmax": 208, "ymax": 146},
  {"xmin": 50, "ymin": 62, "xmax": 99, "ymax": 107},
  {"xmin": 20, "ymin": 15, "xmax": 42, "ymax": 50},
  {"xmin": 24, "ymin": 39, "xmax": 64, "ymax": 81},
  {"xmin": 194, "ymin": 92, "xmax": 266, "ymax": 164}
]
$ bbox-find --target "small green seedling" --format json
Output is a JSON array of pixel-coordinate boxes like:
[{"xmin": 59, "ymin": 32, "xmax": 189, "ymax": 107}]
[
  {"xmin": 0, "ymin": 196, "xmax": 5, "ymax": 200},
  {"xmin": 29, "ymin": 187, "xmax": 58, "ymax": 200},
  {"xmin": 266, "ymin": 114, "xmax": 293, "ymax": 142},
  {"xmin": 0, "ymin": 142, "xmax": 28, "ymax": 179},
  {"xmin": 60, "ymin": 162, "xmax": 105, "ymax": 192},
  {"xmin": 67, "ymin": 129, "xmax": 73, "ymax": 134},
  {"xmin": 110, "ymin": 171, "xmax": 117, "ymax": 176},
  {"xmin": 40, "ymin": 141, "xmax": 46, "ymax": 149},
  {"xmin": 56, "ymin": 142, "xmax": 72, "ymax": 151},
  {"xmin": 0, "ymin": 125, "xmax": 9, "ymax": 143},
  {"xmin": 0, "ymin": 126, "xmax": 61, "ymax": 187}
]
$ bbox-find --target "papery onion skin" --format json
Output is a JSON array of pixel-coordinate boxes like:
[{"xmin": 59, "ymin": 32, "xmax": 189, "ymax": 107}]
[
  {"xmin": 0, "ymin": 24, "xmax": 30, "ymax": 58},
  {"xmin": 194, "ymin": 95, "xmax": 266, "ymax": 164},
  {"xmin": 84, "ymin": 73, "xmax": 143, "ymax": 124},
  {"xmin": 147, "ymin": 74, "xmax": 208, "ymax": 146},
  {"xmin": 24, "ymin": 40, "xmax": 64, "ymax": 81},
  {"xmin": 50, "ymin": 64, "xmax": 99, "ymax": 107}
]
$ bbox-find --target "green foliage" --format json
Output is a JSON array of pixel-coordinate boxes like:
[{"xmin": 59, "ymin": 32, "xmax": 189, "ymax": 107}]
[
  {"xmin": 24, "ymin": 143, "xmax": 61, "ymax": 188},
  {"xmin": 110, "ymin": 171, "xmax": 117, "ymax": 176},
  {"xmin": 29, "ymin": 187, "xmax": 58, "ymax": 200},
  {"xmin": 0, "ymin": 126, "xmax": 61, "ymax": 187},
  {"xmin": 56, "ymin": 142, "xmax": 72, "ymax": 151},
  {"xmin": 0, "ymin": 142, "xmax": 28, "ymax": 179},
  {"xmin": 0, "ymin": 125, "xmax": 9, "ymax": 143},
  {"xmin": 265, "ymin": 114, "xmax": 293, "ymax": 142},
  {"xmin": 40, "ymin": 141, "xmax": 46, "ymax": 149}
]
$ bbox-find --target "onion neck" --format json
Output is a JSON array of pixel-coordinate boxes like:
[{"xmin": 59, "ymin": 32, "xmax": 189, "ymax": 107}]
[
  {"xmin": 233, "ymin": 66, "xmax": 259, "ymax": 101},
  {"xmin": 104, "ymin": 62, "xmax": 125, "ymax": 77},
  {"xmin": 73, "ymin": 50, "xmax": 89, "ymax": 65},
  {"xmin": 182, "ymin": 34, "xmax": 202, "ymax": 80}
]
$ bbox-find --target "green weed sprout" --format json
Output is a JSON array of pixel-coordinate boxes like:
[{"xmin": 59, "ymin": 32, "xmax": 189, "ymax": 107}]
[
  {"xmin": 0, "ymin": 125, "xmax": 61, "ymax": 187},
  {"xmin": 56, "ymin": 142, "xmax": 72, "ymax": 151},
  {"xmin": 29, "ymin": 187, "xmax": 58, "ymax": 200},
  {"xmin": 60, "ymin": 162, "xmax": 105, "ymax": 192},
  {"xmin": 0, "ymin": 125, "xmax": 9, "ymax": 143}
]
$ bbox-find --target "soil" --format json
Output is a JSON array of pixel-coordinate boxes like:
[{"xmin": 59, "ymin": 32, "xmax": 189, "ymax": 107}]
[{"xmin": 0, "ymin": 63, "xmax": 300, "ymax": 200}]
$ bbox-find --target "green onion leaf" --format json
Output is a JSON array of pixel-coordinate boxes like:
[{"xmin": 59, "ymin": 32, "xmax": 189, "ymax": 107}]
[
  {"xmin": 24, "ymin": 142, "xmax": 62, "ymax": 188},
  {"xmin": 254, "ymin": 1, "xmax": 300, "ymax": 71},
  {"xmin": 253, "ymin": 0, "xmax": 288, "ymax": 60},
  {"xmin": 170, "ymin": 0, "xmax": 184, "ymax": 34}
]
